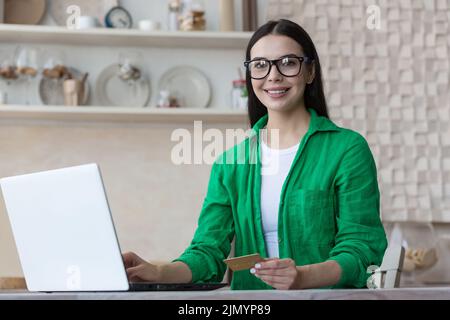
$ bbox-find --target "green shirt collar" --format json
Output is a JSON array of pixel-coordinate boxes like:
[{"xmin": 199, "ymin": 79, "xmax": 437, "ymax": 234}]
[{"xmin": 252, "ymin": 108, "xmax": 339, "ymax": 136}]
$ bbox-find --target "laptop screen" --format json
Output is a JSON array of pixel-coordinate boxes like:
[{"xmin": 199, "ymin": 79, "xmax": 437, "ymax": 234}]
[{"xmin": 1, "ymin": 163, "xmax": 130, "ymax": 291}]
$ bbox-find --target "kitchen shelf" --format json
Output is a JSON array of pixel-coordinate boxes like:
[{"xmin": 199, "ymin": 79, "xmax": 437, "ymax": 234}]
[
  {"xmin": 0, "ymin": 105, "xmax": 248, "ymax": 123},
  {"xmin": 0, "ymin": 24, "xmax": 252, "ymax": 49}
]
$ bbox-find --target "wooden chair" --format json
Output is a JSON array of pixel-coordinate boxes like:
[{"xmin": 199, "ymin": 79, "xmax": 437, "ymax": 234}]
[{"xmin": 367, "ymin": 245, "xmax": 405, "ymax": 289}]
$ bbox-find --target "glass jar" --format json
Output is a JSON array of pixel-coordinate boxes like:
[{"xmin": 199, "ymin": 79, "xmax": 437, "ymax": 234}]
[
  {"xmin": 156, "ymin": 90, "xmax": 170, "ymax": 108},
  {"xmin": 231, "ymin": 79, "xmax": 247, "ymax": 110},
  {"xmin": 179, "ymin": 0, "xmax": 206, "ymax": 31}
]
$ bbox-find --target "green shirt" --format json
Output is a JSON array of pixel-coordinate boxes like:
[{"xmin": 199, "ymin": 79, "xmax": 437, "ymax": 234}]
[{"xmin": 174, "ymin": 108, "xmax": 387, "ymax": 290}]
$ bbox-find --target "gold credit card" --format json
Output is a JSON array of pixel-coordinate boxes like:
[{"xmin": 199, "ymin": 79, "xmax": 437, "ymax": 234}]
[{"xmin": 223, "ymin": 253, "xmax": 263, "ymax": 271}]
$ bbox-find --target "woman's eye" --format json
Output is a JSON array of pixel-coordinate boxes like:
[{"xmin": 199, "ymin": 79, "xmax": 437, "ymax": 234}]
[
  {"xmin": 254, "ymin": 61, "xmax": 267, "ymax": 69},
  {"xmin": 281, "ymin": 59, "xmax": 296, "ymax": 66}
]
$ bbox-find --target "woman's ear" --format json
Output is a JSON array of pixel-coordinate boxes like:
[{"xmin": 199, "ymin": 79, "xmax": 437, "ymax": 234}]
[{"xmin": 307, "ymin": 62, "xmax": 315, "ymax": 84}]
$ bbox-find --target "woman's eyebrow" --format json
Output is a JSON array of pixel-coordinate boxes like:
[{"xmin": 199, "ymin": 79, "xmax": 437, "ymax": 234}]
[
  {"xmin": 251, "ymin": 53, "xmax": 300, "ymax": 60},
  {"xmin": 279, "ymin": 53, "xmax": 300, "ymax": 58}
]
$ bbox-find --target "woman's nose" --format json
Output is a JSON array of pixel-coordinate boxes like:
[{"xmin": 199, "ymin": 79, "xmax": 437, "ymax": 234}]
[{"xmin": 267, "ymin": 63, "xmax": 282, "ymax": 82}]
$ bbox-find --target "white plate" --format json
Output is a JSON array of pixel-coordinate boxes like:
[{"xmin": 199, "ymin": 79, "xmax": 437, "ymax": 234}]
[
  {"xmin": 39, "ymin": 67, "xmax": 89, "ymax": 106},
  {"xmin": 95, "ymin": 64, "xmax": 150, "ymax": 107},
  {"xmin": 157, "ymin": 66, "xmax": 211, "ymax": 108},
  {"xmin": 49, "ymin": 0, "xmax": 118, "ymax": 26}
]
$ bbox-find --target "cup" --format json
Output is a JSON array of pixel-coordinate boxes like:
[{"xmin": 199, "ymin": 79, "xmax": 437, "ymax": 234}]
[
  {"xmin": 138, "ymin": 20, "xmax": 161, "ymax": 31},
  {"xmin": 63, "ymin": 79, "xmax": 84, "ymax": 106},
  {"xmin": 76, "ymin": 16, "xmax": 99, "ymax": 29}
]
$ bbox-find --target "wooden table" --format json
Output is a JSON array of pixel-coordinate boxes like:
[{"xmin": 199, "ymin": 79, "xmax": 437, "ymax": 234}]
[{"xmin": 1, "ymin": 286, "xmax": 450, "ymax": 300}]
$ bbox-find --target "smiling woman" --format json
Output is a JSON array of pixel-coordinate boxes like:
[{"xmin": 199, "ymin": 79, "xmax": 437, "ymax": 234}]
[
  {"xmin": 123, "ymin": 19, "xmax": 388, "ymax": 291},
  {"xmin": 245, "ymin": 20, "xmax": 327, "ymax": 130}
]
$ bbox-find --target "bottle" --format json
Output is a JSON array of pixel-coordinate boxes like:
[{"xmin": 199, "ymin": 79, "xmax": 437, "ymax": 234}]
[
  {"xmin": 231, "ymin": 79, "xmax": 247, "ymax": 110},
  {"xmin": 168, "ymin": 0, "xmax": 181, "ymax": 31}
]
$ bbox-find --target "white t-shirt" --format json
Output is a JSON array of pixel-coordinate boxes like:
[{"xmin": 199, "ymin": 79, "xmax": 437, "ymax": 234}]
[{"xmin": 260, "ymin": 139, "xmax": 299, "ymax": 258}]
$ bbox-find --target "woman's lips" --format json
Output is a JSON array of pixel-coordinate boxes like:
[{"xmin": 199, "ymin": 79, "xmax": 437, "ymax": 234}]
[{"xmin": 264, "ymin": 88, "xmax": 290, "ymax": 98}]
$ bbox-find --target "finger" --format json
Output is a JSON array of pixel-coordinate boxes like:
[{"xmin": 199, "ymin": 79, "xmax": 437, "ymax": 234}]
[
  {"xmin": 256, "ymin": 258, "xmax": 294, "ymax": 270},
  {"xmin": 128, "ymin": 263, "xmax": 160, "ymax": 283},
  {"xmin": 126, "ymin": 265, "xmax": 141, "ymax": 277},
  {"xmin": 256, "ymin": 274, "xmax": 291, "ymax": 288},
  {"xmin": 122, "ymin": 252, "xmax": 138, "ymax": 266},
  {"xmin": 254, "ymin": 272, "xmax": 290, "ymax": 283},
  {"xmin": 122, "ymin": 251, "xmax": 133, "ymax": 260},
  {"xmin": 123, "ymin": 252, "xmax": 146, "ymax": 268},
  {"xmin": 126, "ymin": 265, "xmax": 149, "ymax": 281},
  {"xmin": 254, "ymin": 268, "xmax": 297, "ymax": 277},
  {"xmin": 127, "ymin": 272, "xmax": 144, "ymax": 282},
  {"xmin": 263, "ymin": 258, "xmax": 278, "ymax": 262}
]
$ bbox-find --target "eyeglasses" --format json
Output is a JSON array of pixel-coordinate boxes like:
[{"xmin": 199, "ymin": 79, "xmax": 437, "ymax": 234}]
[{"xmin": 244, "ymin": 55, "xmax": 314, "ymax": 80}]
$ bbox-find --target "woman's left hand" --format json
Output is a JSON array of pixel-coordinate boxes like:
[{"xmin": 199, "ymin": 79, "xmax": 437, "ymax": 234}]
[{"xmin": 251, "ymin": 258, "xmax": 300, "ymax": 290}]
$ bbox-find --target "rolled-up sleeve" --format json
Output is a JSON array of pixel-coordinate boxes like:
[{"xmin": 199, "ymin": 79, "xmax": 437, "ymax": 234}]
[
  {"xmin": 327, "ymin": 133, "xmax": 388, "ymax": 288},
  {"xmin": 172, "ymin": 160, "xmax": 235, "ymax": 283}
]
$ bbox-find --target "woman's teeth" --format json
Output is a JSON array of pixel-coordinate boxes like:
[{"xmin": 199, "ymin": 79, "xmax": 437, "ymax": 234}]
[{"xmin": 267, "ymin": 89, "xmax": 287, "ymax": 94}]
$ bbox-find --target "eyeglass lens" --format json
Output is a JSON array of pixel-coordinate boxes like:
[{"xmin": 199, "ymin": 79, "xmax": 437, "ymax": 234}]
[{"xmin": 247, "ymin": 57, "xmax": 302, "ymax": 79}]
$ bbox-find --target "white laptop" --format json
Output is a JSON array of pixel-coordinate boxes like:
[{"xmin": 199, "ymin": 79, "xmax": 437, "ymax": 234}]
[{"xmin": 0, "ymin": 164, "xmax": 226, "ymax": 292}]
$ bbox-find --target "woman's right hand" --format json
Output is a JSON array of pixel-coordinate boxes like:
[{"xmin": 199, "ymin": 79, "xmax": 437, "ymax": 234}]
[{"xmin": 122, "ymin": 251, "xmax": 160, "ymax": 282}]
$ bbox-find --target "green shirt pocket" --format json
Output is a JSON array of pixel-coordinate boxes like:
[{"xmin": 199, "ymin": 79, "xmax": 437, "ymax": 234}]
[{"xmin": 286, "ymin": 189, "xmax": 336, "ymax": 247}]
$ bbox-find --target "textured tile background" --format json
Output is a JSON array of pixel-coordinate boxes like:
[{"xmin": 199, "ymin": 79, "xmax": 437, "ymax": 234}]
[{"xmin": 267, "ymin": 0, "xmax": 450, "ymax": 222}]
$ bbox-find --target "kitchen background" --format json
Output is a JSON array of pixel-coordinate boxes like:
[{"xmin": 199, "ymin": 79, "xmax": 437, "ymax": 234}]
[{"xmin": 0, "ymin": 0, "xmax": 449, "ymax": 286}]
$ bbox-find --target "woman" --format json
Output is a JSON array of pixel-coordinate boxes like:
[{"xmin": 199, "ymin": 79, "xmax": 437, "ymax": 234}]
[{"xmin": 123, "ymin": 19, "xmax": 387, "ymax": 290}]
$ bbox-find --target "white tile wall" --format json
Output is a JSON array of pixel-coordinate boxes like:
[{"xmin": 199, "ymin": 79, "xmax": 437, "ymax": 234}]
[{"xmin": 267, "ymin": 0, "xmax": 450, "ymax": 222}]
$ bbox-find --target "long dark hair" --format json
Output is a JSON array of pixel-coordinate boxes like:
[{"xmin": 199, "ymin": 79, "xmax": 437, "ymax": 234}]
[{"xmin": 245, "ymin": 19, "xmax": 329, "ymax": 127}]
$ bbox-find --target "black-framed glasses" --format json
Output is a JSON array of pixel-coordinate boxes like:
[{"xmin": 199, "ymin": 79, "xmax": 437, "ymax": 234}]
[{"xmin": 244, "ymin": 55, "xmax": 314, "ymax": 80}]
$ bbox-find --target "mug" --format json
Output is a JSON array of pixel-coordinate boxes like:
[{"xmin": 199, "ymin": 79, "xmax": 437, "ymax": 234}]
[
  {"xmin": 76, "ymin": 16, "xmax": 99, "ymax": 29},
  {"xmin": 63, "ymin": 79, "xmax": 84, "ymax": 106},
  {"xmin": 138, "ymin": 20, "xmax": 161, "ymax": 31}
]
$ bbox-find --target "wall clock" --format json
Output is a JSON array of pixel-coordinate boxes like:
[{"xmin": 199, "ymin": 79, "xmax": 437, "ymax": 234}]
[{"xmin": 104, "ymin": 6, "xmax": 132, "ymax": 29}]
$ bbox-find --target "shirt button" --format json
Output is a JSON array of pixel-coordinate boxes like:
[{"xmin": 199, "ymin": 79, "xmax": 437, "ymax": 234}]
[{"xmin": 278, "ymin": 238, "xmax": 282, "ymax": 243}]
